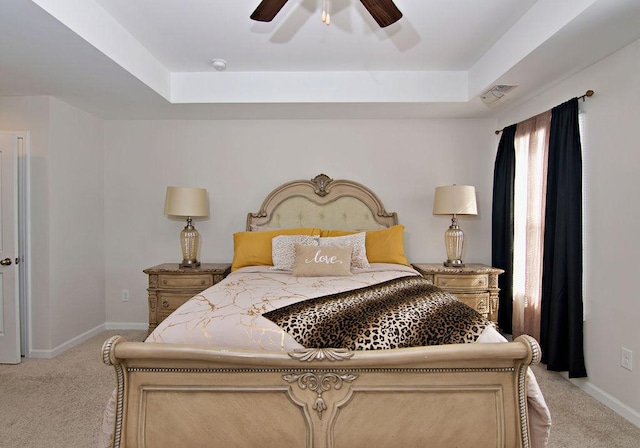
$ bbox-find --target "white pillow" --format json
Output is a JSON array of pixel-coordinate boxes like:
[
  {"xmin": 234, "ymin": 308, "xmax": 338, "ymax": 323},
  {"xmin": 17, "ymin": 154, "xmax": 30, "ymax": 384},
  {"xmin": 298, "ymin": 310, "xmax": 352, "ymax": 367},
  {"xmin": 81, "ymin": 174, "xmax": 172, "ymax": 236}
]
[
  {"xmin": 271, "ymin": 235, "xmax": 320, "ymax": 271},
  {"xmin": 319, "ymin": 232, "xmax": 370, "ymax": 269}
]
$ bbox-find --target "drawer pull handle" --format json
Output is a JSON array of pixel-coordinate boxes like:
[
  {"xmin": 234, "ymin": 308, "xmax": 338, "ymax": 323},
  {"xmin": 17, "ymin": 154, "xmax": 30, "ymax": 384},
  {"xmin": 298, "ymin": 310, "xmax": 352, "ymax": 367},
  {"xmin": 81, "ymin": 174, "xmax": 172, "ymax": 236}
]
[
  {"xmin": 162, "ymin": 300, "xmax": 170, "ymax": 308},
  {"xmin": 441, "ymin": 279, "xmax": 448, "ymax": 286},
  {"xmin": 162, "ymin": 280, "xmax": 168, "ymax": 285},
  {"xmin": 201, "ymin": 280, "xmax": 205, "ymax": 285}
]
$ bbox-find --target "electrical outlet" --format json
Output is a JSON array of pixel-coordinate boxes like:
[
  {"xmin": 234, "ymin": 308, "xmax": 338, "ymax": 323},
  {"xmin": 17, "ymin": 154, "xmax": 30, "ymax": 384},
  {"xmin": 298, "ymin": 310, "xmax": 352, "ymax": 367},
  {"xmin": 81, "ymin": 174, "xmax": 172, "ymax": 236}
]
[
  {"xmin": 121, "ymin": 289, "xmax": 130, "ymax": 302},
  {"xmin": 621, "ymin": 347, "xmax": 633, "ymax": 371}
]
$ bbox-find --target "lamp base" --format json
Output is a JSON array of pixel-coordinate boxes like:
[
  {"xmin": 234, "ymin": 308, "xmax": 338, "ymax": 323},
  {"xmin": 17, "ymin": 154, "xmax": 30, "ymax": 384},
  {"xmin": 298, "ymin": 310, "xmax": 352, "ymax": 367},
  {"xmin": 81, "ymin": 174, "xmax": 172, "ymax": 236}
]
[
  {"xmin": 443, "ymin": 217, "xmax": 465, "ymax": 269},
  {"xmin": 443, "ymin": 260, "xmax": 465, "ymax": 268},
  {"xmin": 180, "ymin": 260, "xmax": 201, "ymax": 268},
  {"xmin": 179, "ymin": 218, "xmax": 201, "ymax": 269}
]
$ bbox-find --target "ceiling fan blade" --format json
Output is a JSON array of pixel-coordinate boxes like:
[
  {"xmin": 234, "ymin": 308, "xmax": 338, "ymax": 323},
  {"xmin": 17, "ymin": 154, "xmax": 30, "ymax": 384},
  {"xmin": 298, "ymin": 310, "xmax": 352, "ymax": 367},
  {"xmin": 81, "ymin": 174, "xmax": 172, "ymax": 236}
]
[
  {"xmin": 250, "ymin": 0, "xmax": 290, "ymax": 22},
  {"xmin": 359, "ymin": 0, "xmax": 403, "ymax": 28}
]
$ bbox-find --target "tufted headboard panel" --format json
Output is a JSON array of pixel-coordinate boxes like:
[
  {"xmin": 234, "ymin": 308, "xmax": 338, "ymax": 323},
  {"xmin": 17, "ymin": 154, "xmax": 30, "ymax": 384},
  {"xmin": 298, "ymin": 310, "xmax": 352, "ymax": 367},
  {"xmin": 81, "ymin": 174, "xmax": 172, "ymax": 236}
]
[{"xmin": 246, "ymin": 174, "xmax": 398, "ymax": 231}]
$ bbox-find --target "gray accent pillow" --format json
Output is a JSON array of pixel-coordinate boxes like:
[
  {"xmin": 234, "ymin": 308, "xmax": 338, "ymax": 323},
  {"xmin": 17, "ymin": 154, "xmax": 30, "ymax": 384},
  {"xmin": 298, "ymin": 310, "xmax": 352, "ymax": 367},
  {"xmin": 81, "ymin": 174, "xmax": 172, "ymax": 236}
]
[{"xmin": 271, "ymin": 235, "xmax": 320, "ymax": 271}]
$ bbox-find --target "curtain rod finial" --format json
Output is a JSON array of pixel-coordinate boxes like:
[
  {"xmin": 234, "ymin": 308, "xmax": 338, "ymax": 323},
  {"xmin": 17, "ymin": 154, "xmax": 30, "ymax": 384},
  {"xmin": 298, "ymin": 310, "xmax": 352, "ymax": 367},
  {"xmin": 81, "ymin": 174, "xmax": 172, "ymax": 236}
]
[{"xmin": 580, "ymin": 90, "xmax": 595, "ymax": 101}]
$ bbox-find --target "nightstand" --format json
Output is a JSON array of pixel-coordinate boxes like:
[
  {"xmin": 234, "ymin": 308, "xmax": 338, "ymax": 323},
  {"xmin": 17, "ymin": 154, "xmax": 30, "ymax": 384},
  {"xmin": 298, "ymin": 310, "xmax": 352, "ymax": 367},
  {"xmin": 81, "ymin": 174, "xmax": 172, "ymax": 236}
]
[
  {"xmin": 144, "ymin": 263, "xmax": 231, "ymax": 335},
  {"xmin": 412, "ymin": 263, "xmax": 504, "ymax": 325}
]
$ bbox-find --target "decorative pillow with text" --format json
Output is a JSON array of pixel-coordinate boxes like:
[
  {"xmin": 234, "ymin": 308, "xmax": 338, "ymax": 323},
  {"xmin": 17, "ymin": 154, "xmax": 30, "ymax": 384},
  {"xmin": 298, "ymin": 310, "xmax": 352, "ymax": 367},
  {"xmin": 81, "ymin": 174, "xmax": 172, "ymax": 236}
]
[{"xmin": 292, "ymin": 245, "xmax": 353, "ymax": 277}]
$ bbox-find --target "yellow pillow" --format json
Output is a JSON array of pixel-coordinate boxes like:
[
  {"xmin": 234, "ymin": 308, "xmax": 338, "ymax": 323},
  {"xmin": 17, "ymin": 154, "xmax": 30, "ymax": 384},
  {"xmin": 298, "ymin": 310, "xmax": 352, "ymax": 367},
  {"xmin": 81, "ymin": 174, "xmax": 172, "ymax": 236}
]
[
  {"xmin": 232, "ymin": 228, "xmax": 321, "ymax": 271},
  {"xmin": 364, "ymin": 225, "xmax": 410, "ymax": 266},
  {"xmin": 319, "ymin": 225, "xmax": 409, "ymax": 266}
]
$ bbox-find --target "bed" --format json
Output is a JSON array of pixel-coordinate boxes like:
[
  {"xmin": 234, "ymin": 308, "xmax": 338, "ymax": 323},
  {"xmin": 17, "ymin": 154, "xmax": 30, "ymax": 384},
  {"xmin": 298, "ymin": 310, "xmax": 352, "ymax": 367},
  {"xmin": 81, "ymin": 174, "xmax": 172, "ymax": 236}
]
[{"xmin": 100, "ymin": 174, "xmax": 550, "ymax": 448}]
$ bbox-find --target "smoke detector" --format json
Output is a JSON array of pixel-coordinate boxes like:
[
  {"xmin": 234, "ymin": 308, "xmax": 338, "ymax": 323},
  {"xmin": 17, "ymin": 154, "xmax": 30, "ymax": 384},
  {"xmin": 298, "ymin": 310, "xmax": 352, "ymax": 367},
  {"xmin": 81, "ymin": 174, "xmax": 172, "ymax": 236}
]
[
  {"xmin": 480, "ymin": 85, "xmax": 517, "ymax": 106},
  {"xmin": 211, "ymin": 58, "xmax": 227, "ymax": 71}
]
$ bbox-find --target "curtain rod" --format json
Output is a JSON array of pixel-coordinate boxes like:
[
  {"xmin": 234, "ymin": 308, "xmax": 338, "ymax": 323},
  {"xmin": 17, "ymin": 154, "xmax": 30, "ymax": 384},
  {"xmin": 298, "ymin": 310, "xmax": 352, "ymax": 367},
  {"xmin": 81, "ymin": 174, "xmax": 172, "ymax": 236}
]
[{"xmin": 494, "ymin": 90, "xmax": 594, "ymax": 135}]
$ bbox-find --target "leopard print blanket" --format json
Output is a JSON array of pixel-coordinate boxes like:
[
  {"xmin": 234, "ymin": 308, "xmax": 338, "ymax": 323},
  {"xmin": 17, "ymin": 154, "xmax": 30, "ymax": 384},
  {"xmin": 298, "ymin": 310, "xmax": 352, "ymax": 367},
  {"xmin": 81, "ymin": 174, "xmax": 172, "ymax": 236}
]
[{"xmin": 263, "ymin": 276, "xmax": 491, "ymax": 350}]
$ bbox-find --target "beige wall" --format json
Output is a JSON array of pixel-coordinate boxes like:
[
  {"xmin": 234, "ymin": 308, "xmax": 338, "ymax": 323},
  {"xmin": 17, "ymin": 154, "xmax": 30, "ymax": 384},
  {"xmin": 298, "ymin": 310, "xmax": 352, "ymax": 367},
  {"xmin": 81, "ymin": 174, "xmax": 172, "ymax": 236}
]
[
  {"xmin": 496, "ymin": 38, "xmax": 640, "ymax": 424},
  {"xmin": 48, "ymin": 97, "xmax": 105, "ymax": 348},
  {"xmin": 0, "ymin": 95, "xmax": 105, "ymax": 354},
  {"xmin": 102, "ymin": 118, "xmax": 497, "ymax": 324}
]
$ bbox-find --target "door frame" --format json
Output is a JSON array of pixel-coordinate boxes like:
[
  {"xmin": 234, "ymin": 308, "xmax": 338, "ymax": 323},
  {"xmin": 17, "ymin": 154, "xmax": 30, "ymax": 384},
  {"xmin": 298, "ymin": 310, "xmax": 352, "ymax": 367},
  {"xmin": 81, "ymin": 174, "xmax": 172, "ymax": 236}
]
[
  {"xmin": 0, "ymin": 131, "xmax": 31, "ymax": 357},
  {"xmin": 16, "ymin": 133, "xmax": 30, "ymax": 356}
]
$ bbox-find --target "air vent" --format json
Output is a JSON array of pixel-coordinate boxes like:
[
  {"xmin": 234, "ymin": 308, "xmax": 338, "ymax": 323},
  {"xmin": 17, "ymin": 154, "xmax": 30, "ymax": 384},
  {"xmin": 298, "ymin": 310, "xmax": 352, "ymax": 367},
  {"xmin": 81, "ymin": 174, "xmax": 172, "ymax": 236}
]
[{"xmin": 480, "ymin": 85, "xmax": 518, "ymax": 106}]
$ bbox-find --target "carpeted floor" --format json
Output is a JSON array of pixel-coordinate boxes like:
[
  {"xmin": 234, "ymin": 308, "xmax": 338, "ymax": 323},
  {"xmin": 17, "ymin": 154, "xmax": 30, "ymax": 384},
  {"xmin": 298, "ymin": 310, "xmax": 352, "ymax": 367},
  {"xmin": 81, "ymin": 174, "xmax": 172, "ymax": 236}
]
[
  {"xmin": 1, "ymin": 330, "xmax": 639, "ymax": 447},
  {"xmin": 0, "ymin": 330, "xmax": 146, "ymax": 448},
  {"xmin": 530, "ymin": 362, "xmax": 640, "ymax": 447}
]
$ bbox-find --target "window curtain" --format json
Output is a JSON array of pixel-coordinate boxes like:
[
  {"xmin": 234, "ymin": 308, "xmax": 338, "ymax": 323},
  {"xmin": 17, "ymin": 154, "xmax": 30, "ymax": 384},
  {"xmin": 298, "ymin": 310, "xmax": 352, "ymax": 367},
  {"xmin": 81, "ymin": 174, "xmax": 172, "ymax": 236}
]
[
  {"xmin": 491, "ymin": 124, "xmax": 517, "ymax": 334},
  {"xmin": 512, "ymin": 111, "xmax": 551, "ymax": 341},
  {"xmin": 492, "ymin": 97, "xmax": 587, "ymax": 378},
  {"xmin": 540, "ymin": 98, "xmax": 587, "ymax": 378}
]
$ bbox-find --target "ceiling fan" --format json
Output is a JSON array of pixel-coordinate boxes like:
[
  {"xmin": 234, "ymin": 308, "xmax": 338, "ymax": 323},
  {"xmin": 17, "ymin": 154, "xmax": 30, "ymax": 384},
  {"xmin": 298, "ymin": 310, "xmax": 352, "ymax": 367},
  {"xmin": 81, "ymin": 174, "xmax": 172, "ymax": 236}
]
[{"xmin": 250, "ymin": 0, "xmax": 403, "ymax": 28}]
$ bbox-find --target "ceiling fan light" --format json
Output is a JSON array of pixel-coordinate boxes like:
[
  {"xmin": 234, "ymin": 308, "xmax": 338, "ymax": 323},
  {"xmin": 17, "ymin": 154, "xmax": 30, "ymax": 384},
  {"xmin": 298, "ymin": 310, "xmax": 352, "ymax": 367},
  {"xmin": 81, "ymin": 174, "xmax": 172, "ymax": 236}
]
[{"xmin": 250, "ymin": 0, "xmax": 401, "ymax": 28}]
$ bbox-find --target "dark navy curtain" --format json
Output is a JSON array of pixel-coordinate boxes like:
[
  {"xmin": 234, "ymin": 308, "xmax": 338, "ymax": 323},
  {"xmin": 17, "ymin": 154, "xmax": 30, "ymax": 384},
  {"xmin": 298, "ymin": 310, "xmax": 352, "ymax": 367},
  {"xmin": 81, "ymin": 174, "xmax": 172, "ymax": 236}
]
[
  {"xmin": 491, "ymin": 124, "xmax": 517, "ymax": 334},
  {"xmin": 540, "ymin": 98, "xmax": 587, "ymax": 378}
]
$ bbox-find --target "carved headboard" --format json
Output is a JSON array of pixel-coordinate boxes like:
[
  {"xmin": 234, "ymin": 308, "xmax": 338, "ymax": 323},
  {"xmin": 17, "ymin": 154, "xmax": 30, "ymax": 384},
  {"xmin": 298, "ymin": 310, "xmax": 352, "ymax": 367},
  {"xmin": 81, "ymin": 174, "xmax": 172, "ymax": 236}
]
[{"xmin": 246, "ymin": 174, "xmax": 398, "ymax": 231}]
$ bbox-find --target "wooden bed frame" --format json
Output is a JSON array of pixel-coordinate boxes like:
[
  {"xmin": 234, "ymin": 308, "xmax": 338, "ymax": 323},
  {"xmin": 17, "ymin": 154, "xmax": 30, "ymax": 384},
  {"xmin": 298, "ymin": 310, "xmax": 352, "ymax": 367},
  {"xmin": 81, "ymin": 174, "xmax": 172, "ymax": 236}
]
[{"xmin": 103, "ymin": 174, "xmax": 541, "ymax": 448}]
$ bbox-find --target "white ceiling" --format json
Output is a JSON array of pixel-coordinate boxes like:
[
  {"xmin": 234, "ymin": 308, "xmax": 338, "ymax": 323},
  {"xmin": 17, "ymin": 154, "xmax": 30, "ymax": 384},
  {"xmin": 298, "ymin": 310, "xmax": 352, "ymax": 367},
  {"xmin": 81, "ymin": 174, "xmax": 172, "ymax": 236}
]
[{"xmin": 1, "ymin": 0, "xmax": 640, "ymax": 119}]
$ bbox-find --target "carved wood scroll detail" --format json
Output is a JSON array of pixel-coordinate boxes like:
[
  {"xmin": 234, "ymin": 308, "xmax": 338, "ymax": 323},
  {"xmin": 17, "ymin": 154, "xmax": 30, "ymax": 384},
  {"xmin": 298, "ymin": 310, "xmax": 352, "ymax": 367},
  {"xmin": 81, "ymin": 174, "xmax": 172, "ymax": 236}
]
[
  {"xmin": 102, "ymin": 336, "xmax": 126, "ymax": 448},
  {"xmin": 288, "ymin": 348, "xmax": 354, "ymax": 362},
  {"xmin": 311, "ymin": 173, "xmax": 333, "ymax": 197},
  {"xmin": 283, "ymin": 371, "xmax": 358, "ymax": 420}
]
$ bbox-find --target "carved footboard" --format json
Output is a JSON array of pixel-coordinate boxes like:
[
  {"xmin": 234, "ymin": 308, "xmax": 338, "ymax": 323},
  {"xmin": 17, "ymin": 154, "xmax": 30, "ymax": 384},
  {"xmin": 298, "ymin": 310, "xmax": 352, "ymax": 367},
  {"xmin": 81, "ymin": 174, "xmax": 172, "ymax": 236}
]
[{"xmin": 103, "ymin": 335, "xmax": 540, "ymax": 448}]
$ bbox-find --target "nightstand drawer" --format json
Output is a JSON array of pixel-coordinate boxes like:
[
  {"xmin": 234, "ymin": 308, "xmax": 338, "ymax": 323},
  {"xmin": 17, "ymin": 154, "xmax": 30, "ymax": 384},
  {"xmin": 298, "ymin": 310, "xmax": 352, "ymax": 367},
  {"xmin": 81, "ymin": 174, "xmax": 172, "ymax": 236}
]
[
  {"xmin": 157, "ymin": 291, "xmax": 194, "ymax": 312},
  {"xmin": 453, "ymin": 292, "xmax": 490, "ymax": 316},
  {"xmin": 434, "ymin": 274, "xmax": 488, "ymax": 290},
  {"xmin": 158, "ymin": 274, "xmax": 213, "ymax": 289},
  {"xmin": 156, "ymin": 291, "xmax": 195, "ymax": 321}
]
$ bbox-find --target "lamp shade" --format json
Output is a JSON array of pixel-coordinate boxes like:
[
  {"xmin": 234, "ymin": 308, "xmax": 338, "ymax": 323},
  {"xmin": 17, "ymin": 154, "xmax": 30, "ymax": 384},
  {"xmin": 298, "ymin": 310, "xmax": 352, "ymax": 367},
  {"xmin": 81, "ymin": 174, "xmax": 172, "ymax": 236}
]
[
  {"xmin": 433, "ymin": 185, "xmax": 477, "ymax": 216},
  {"xmin": 164, "ymin": 187, "xmax": 209, "ymax": 218}
]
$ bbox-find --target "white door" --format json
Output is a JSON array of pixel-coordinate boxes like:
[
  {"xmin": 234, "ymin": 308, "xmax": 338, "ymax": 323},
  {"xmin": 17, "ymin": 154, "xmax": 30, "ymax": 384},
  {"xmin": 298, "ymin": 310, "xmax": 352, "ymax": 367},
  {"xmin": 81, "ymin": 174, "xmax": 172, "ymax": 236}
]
[{"xmin": 0, "ymin": 133, "xmax": 20, "ymax": 364}]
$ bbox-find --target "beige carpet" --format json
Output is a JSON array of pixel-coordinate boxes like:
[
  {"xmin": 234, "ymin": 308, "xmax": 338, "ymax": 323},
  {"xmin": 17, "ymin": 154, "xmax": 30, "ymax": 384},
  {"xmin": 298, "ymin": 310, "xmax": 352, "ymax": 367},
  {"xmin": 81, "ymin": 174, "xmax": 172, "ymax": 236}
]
[
  {"xmin": 0, "ymin": 330, "xmax": 146, "ymax": 448},
  {"xmin": 530, "ymin": 362, "xmax": 640, "ymax": 447},
  {"xmin": 1, "ymin": 330, "xmax": 639, "ymax": 447}
]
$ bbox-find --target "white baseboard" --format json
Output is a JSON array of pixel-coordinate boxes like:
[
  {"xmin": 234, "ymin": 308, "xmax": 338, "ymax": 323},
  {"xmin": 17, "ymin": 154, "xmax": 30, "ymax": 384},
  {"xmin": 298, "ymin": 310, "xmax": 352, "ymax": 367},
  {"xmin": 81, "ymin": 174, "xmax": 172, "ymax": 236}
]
[
  {"xmin": 28, "ymin": 322, "xmax": 148, "ymax": 359},
  {"xmin": 563, "ymin": 374, "xmax": 640, "ymax": 428},
  {"xmin": 29, "ymin": 323, "xmax": 107, "ymax": 359}
]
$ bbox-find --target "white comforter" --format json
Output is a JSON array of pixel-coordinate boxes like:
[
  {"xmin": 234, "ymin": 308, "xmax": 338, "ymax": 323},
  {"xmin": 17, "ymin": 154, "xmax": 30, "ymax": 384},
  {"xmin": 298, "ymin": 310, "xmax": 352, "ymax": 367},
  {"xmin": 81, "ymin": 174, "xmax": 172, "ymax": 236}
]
[
  {"xmin": 148, "ymin": 263, "xmax": 425, "ymax": 351},
  {"xmin": 99, "ymin": 264, "xmax": 551, "ymax": 448}
]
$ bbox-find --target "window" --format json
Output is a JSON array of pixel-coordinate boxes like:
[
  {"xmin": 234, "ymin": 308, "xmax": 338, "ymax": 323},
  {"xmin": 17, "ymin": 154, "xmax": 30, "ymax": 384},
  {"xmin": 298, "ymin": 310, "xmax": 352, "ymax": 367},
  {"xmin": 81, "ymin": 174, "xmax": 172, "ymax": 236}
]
[{"xmin": 512, "ymin": 111, "xmax": 551, "ymax": 340}]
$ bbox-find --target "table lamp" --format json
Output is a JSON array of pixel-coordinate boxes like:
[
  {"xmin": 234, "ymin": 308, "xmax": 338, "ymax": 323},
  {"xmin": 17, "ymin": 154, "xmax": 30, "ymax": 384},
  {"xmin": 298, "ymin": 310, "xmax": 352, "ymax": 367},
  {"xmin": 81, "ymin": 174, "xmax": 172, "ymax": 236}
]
[
  {"xmin": 432, "ymin": 185, "xmax": 477, "ymax": 267},
  {"xmin": 164, "ymin": 186, "xmax": 209, "ymax": 268}
]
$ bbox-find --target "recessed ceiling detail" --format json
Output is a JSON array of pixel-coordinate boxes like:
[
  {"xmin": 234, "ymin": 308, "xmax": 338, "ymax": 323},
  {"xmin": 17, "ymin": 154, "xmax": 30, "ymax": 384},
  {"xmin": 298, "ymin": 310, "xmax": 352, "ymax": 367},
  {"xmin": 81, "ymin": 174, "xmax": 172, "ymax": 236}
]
[{"xmin": 2, "ymin": 0, "xmax": 640, "ymax": 119}]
